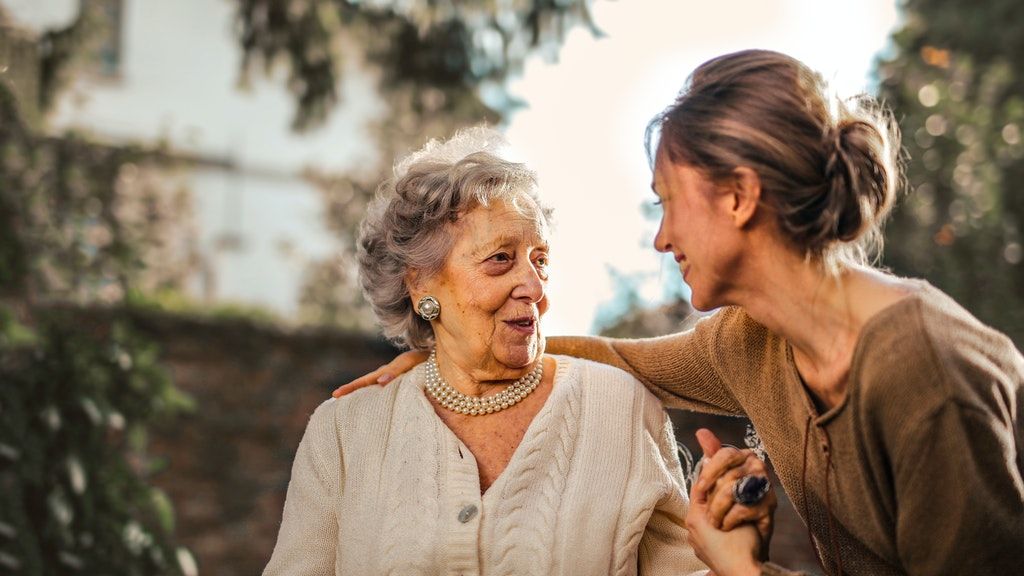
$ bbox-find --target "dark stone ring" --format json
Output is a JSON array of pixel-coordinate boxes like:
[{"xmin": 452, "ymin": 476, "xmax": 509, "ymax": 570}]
[{"xmin": 733, "ymin": 474, "xmax": 771, "ymax": 506}]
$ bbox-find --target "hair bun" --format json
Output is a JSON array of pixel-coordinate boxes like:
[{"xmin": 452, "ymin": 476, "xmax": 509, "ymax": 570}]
[
  {"xmin": 821, "ymin": 114, "xmax": 897, "ymax": 246},
  {"xmin": 648, "ymin": 50, "xmax": 902, "ymax": 268}
]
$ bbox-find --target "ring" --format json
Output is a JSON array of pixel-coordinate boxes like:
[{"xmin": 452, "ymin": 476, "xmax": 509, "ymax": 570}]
[{"xmin": 733, "ymin": 474, "xmax": 771, "ymax": 506}]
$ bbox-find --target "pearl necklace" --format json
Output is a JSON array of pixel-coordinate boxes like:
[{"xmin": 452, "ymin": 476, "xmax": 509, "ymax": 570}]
[{"xmin": 424, "ymin": 350, "xmax": 543, "ymax": 416}]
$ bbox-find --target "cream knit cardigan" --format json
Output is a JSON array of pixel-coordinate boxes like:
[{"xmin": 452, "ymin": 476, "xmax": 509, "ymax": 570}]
[{"xmin": 263, "ymin": 355, "xmax": 707, "ymax": 576}]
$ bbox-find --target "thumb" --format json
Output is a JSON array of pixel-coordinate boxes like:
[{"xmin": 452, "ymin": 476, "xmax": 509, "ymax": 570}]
[{"xmin": 695, "ymin": 428, "xmax": 722, "ymax": 458}]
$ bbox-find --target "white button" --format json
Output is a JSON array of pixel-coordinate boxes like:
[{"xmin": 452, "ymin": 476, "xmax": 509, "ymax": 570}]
[{"xmin": 457, "ymin": 504, "xmax": 478, "ymax": 523}]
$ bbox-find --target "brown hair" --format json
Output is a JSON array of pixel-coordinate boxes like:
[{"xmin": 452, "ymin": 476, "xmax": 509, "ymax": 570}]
[{"xmin": 647, "ymin": 49, "xmax": 902, "ymax": 269}]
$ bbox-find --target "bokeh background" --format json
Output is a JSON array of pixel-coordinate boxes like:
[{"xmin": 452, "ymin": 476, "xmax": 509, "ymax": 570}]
[{"xmin": 1, "ymin": 0, "xmax": 1022, "ymax": 574}]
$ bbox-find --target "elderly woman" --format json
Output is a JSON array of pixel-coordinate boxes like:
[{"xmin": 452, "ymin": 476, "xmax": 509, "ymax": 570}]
[{"xmin": 262, "ymin": 128, "xmax": 715, "ymax": 575}]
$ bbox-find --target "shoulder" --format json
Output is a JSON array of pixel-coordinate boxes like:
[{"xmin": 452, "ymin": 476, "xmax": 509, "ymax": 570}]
[
  {"xmin": 552, "ymin": 355, "xmax": 669, "ymax": 435},
  {"xmin": 334, "ymin": 367, "xmax": 421, "ymax": 413},
  {"xmin": 319, "ymin": 366, "xmax": 426, "ymax": 439},
  {"xmin": 856, "ymin": 283, "xmax": 1023, "ymax": 416},
  {"xmin": 702, "ymin": 306, "xmax": 785, "ymax": 383},
  {"xmin": 713, "ymin": 306, "xmax": 779, "ymax": 355},
  {"xmin": 555, "ymin": 354, "xmax": 650, "ymax": 399}
]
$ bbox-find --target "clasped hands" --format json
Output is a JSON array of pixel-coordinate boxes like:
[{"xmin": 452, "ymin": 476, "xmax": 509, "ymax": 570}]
[{"xmin": 688, "ymin": 428, "xmax": 777, "ymax": 576}]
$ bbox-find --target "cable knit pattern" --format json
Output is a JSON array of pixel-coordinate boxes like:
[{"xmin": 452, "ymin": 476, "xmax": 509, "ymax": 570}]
[
  {"xmin": 263, "ymin": 355, "xmax": 706, "ymax": 576},
  {"xmin": 488, "ymin": 358, "xmax": 581, "ymax": 576},
  {"xmin": 379, "ymin": 381, "xmax": 441, "ymax": 574}
]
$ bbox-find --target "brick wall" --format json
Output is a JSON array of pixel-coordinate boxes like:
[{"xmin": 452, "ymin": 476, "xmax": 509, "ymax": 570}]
[{"xmin": 118, "ymin": 309, "xmax": 397, "ymax": 576}]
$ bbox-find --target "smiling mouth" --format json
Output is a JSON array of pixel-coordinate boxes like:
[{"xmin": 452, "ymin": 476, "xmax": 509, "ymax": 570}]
[{"xmin": 504, "ymin": 317, "xmax": 537, "ymax": 333}]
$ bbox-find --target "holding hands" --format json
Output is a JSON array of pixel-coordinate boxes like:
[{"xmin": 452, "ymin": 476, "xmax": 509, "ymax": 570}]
[{"xmin": 687, "ymin": 428, "xmax": 777, "ymax": 576}]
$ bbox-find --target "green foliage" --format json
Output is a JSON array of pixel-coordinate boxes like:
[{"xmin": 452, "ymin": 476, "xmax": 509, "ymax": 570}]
[
  {"xmin": 234, "ymin": 0, "xmax": 599, "ymax": 130},
  {"xmin": 1, "ymin": 22, "xmax": 193, "ymax": 573},
  {"xmin": 0, "ymin": 79, "xmax": 143, "ymax": 302},
  {"xmin": 125, "ymin": 287, "xmax": 284, "ymax": 326},
  {"xmin": 36, "ymin": 4, "xmax": 94, "ymax": 114},
  {"xmin": 878, "ymin": 0, "xmax": 1024, "ymax": 345},
  {"xmin": 0, "ymin": 307, "xmax": 191, "ymax": 575}
]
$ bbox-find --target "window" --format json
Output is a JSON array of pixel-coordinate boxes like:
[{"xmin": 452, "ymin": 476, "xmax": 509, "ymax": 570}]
[{"xmin": 82, "ymin": 0, "xmax": 123, "ymax": 78}]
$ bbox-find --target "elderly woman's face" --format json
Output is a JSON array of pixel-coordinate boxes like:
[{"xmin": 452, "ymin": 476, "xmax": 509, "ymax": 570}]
[{"xmin": 418, "ymin": 195, "xmax": 550, "ymax": 374}]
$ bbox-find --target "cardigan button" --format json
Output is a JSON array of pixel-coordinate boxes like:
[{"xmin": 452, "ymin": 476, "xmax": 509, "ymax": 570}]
[{"xmin": 457, "ymin": 504, "xmax": 478, "ymax": 523}]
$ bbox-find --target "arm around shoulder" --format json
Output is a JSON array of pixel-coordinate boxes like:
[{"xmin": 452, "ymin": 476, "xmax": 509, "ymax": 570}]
[
  {"xmin": 263, "ymin": 399, "xmax": 342, "ymax": 576},
  {"xmin": 547, "ymin": 310, "xmax": 744, "ymax": 415}
]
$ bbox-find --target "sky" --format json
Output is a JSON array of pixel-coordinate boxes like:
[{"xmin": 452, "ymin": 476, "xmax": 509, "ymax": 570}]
[{"xmin": 504, "ymin": 0, "xmax": 901, "ymax": 335}]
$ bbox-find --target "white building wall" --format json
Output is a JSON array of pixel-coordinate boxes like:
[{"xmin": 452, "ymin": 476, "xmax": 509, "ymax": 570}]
[{"xmin": 5, "ymin": 0, "xmax": 383, "ymax": 318}]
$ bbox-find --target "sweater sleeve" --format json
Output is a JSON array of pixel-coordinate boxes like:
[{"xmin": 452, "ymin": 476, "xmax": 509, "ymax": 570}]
[
  {"xmin": 759, "ymin": 562, "xmax": 813, "ymax": 575},
  {"xmin": 263, "ymin": 400, "xmax": 341, "ymax": 576},
  {"xmin": 547, "ymin": 311, "xmax": 743, "ymax": 415},
  {"xmin": 892, "ymin": 401, "xmax": 1024, "ymax": 573},
  {"xmin": 638, "ymin": 409, "xmax": 709, "ymax": 576}
]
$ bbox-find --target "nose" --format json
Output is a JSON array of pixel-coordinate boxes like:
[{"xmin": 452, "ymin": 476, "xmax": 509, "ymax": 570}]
[
  {"xmin": 654, "ymin": 219, "xmax": 672, "ymax": 254},
  {"xmin": 511, "ymin": 259, "xmax": 546, "ymax": 303}
]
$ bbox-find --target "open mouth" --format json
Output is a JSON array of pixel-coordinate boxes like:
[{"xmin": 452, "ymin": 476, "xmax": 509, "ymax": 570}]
[{"xmin": 505, "ymin": 317, "xmax": 537, "ymax": 333}]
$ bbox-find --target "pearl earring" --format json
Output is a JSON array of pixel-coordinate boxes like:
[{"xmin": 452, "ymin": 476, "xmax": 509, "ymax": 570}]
[{"xmin": 416, "ymin": 296, "xmax": 440, "ymax": 321}]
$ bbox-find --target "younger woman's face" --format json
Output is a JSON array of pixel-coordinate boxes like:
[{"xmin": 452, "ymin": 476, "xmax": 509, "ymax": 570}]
[{"xmin": 651, "ymin": 150, "xmax": 743, "ymax": 311}]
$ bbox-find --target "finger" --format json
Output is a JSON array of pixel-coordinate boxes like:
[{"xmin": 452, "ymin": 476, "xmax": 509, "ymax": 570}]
[
  {"xmin": 332, "ymin": 368, "xmax": 388, "ymax": 398},
  {"xmin": 331, "ymin": 350, "xmax": 429, "ymax": 398},
  {"xmin": 695, "ymin": 446, "xmax": 751, "ymax": 494},
  {"xmin": 391, "ymin": 349, "xmax": 429, "ymax": 373},
  {"xmin": 685, "ymin": 498, "xmax": 713, "ymax": 567},
  {"xmin": 689, "ymin": 467, "xmax": 706, "ymax": 504},
  {"xmin": 721, "ymin": 502, "xmax": 762, "ymax": 531},
  {"xmin": 695, "ymin": 428, "xmax": 722, "ymax": 458},
  {"xmin": 707, "ymin": 453, "xmax": 770, "ymax": 514},
  {"xmin": 706, "ymin": 467, "xmax": 749, "ymax": 527},
  {"xmin": 685, "ymin": 495, "xmax": 709, "ymax": 536},
  {"xmin": 742, "ymin": 451, "xmax": 769, "ymax": 476},
  {"xmin": 757, "ymin": 510, "xmax": 775, "ymax": 544},
  {"xmin": 720, "ymin": 488, "xmax": 776, "ymax": 531}
]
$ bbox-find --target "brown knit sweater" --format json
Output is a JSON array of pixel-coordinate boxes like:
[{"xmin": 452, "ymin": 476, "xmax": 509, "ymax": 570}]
[{"xmin": 549, "ymin": 283, "xmax": 1024, "ymax": 576}]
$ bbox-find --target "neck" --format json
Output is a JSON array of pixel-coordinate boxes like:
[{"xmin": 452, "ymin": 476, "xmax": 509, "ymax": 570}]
[
  {"xmin": 728, "ymin": 252, "xmax": 876, "ymax": 408},
  {"xmin": 433, "ymin": 346, "xmax": 539, "ymax": 397}
]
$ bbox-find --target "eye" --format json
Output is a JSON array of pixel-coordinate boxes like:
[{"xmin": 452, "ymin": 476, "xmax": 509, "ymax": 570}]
[
  {"xmin": 533, "ymin": 255, "xmax": 550, "ymax": 280},
  {"xmin": 489, "ymin": 252, "xmax": 513, "ymax": 263}
]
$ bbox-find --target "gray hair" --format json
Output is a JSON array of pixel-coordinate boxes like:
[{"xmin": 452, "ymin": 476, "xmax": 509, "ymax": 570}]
[{"xmin": 357, "ymin": 127, "xmax": 553, "ymax": 350}]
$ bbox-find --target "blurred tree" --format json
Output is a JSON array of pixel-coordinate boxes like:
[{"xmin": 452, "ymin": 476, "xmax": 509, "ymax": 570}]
[
  {"xmin": 234, "ymin": 0, "xmax": 599, "ymax": 131},
  {"xmin": 233, "ymin": 0, "xmax": 602, "ymax": 330},
  {"xmin": 878, "ymin": 0, "xmax": 1024, "ymax": 345},
  {"xmin": 1, "ymin": 6, "xmax": 194, "ymax": 574}
]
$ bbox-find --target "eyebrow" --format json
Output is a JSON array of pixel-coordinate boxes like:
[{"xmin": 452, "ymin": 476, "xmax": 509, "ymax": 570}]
[{"xmin": 472, "ymin": 234, "xmax": 550, "ymax": 256}]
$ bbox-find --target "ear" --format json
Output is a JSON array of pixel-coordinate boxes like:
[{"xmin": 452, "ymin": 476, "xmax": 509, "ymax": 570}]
[
  {"xmin": 405, "ymin": 269, "xmax": 424, "ymax": 301},
  {"xmin": 727, "ymin": 167, "xmax": 762, "ymax": 229}
]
